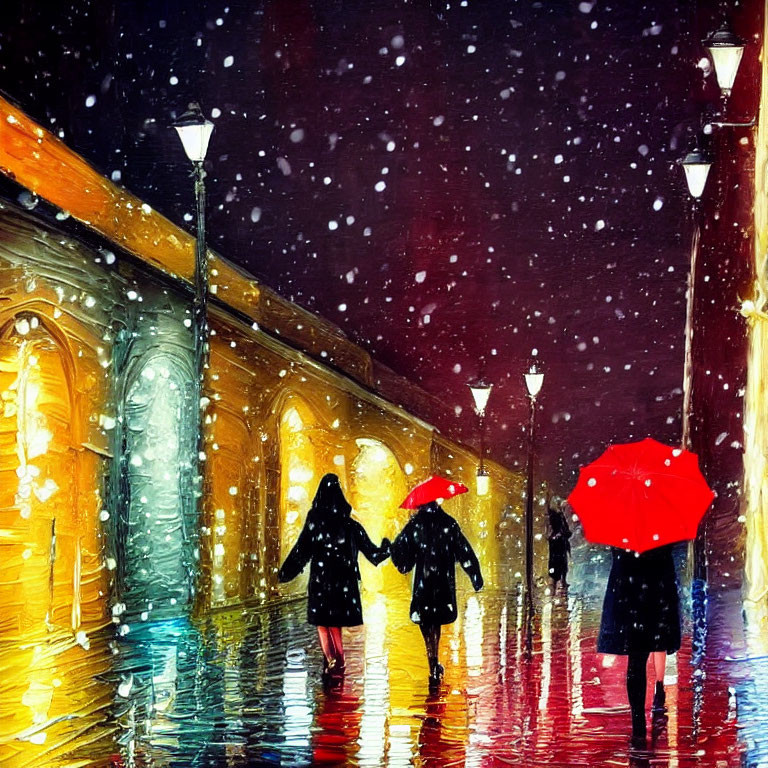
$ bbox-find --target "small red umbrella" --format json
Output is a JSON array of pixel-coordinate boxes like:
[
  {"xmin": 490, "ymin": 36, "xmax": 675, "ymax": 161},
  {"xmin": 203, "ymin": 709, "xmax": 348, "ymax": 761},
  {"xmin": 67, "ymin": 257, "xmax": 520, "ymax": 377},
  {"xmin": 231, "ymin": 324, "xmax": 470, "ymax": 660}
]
[
  {"xmin": 400, "ymin": 476, "xmax": 469, "ymax": 509},
  {"xmin": 567, "ymin": 437, "xmax": 714, "ymax": 553}
]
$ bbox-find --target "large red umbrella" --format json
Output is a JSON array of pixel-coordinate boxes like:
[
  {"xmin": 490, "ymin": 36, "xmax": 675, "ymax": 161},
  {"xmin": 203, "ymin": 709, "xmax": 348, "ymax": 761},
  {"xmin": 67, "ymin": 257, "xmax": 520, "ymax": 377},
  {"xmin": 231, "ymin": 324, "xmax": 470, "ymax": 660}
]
[
  {"xmin": 567, "ymin": 437, "xmax": 714, "ymax": 553},
  {"xmin": 400, "ymin": 476, "xmax": 468, "ymax": 509}
]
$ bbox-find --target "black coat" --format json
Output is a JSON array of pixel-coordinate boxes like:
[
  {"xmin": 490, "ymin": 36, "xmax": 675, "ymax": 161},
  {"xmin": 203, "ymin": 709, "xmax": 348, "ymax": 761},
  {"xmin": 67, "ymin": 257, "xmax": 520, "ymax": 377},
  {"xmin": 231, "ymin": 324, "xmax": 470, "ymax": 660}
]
[
  {"xmin": 597, "ymin": 544, "xmax": 681, "ymax": 655},
  {"xmin": 547, "ymin": 508, "xmax": 572, "ymax": 582},
  {"xmin": 278, "ymin": 512, "xmax": 389, "ymax": 627},
  {"xmin": 391, "ymin": 503, "xmax": 483, "ymax": 626}
]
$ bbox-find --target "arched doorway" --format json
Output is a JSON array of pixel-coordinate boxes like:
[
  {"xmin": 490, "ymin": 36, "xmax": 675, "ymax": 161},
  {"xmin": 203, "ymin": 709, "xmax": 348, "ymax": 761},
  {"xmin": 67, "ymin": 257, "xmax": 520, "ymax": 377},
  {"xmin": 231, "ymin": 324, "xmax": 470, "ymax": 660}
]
[
  {"xmin": 0, "ymin": 312, "xmax": 77, "ymax": 632},
  {"xmin": 273, "ymin": 391, "xmax": 351, "ymax": 596},
  {"xmin": 349, "ymin": 438, "xmax": 410, "ymax": 595},
  {"xmin": 278, "ymin": 401, "xmax": 322, "ymax": 597}
]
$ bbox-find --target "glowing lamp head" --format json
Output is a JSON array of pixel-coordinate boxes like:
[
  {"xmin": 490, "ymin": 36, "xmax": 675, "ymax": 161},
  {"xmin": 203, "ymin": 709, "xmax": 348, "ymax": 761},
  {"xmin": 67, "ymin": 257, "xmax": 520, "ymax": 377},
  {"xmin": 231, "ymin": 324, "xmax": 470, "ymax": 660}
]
[
  {"xmin": 173, "ymin": 102, "xmax": 214, "ymax": 164},
  {"xmin": 524, "ymin": 364, "xmax": 544, "ymax": 399},
  {"xmin": 703, "ymin": 24, "xmax": 746, "ymax": 96},
  {"xmin": 680, "ymin": 147, "xmax": 713, "ymax": 199},
  {"xmin": 468, "ymin": 380, "xmax": 493, "ymax": 415}
]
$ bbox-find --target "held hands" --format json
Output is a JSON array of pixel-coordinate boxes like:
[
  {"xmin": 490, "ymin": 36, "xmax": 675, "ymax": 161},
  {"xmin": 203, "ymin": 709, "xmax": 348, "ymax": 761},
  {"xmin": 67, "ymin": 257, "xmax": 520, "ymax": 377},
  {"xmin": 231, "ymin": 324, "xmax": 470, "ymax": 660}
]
[{"xmin": 380, "ymin": 537, "xmax": 392, "ymax": 555}]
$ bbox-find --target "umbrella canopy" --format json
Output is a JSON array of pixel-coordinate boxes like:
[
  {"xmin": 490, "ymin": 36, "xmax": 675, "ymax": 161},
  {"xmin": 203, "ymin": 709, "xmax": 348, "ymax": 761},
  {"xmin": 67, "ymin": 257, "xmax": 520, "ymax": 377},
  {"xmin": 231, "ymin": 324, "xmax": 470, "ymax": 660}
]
[
  {"xmin": 400, "ymin": 476, "xmax": 468, "ymax": 509},
  {"xmin": 567, "ymin": 437, "xmax": 714, "ymax": 553}
]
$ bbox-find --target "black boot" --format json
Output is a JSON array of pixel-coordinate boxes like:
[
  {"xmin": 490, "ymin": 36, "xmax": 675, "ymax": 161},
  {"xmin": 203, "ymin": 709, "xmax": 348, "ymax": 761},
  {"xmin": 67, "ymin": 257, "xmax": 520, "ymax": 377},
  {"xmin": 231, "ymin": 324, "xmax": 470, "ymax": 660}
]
[
  {"xmin": 631, "ymin": 711, "xmax": 647, "ymax": 750},
  {"xmin": 428, "ymin": 657, "xmax": 444, "ymax": 685},
  {"xmin": 627, "ymin": 652, "xmax": 648, "ymax": 750},
  {"xmin": 630, "ymin": 733, "xmax": 647, "ymax": 752},
  {"xmin": 652, "ymin": 681, "xmax": 665, "ymax": 712}
]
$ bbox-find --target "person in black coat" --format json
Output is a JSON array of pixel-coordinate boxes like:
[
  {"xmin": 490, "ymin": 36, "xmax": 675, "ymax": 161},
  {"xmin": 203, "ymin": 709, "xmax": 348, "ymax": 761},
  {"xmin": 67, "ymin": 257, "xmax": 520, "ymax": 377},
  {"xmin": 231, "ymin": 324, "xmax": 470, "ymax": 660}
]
[
  {"xmin": 597, "ymin": 544, "xmax": 681, "ymax": 746},
  {"xmin": 547, "ymin": 499, "xmax": 572, "ymax": 591},
  {"xmin": 391, "ymin": 500, "xmax": 483, "ymax": 684},
  {"xmin": 278, "ymin": 473, "xmax": 390, "ymax": 676}
]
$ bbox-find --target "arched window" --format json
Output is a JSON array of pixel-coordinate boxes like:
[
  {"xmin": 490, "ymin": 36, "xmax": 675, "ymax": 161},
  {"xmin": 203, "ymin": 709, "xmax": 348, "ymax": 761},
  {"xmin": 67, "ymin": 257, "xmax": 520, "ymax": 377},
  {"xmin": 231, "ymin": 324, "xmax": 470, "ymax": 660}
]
[
  {"xmin": 0, "ymin": 313, "xmax": 76, "ymax": 630},
  {"xmin": 350, "ymin": 438, "xmax": 409, "ymax": 595}
]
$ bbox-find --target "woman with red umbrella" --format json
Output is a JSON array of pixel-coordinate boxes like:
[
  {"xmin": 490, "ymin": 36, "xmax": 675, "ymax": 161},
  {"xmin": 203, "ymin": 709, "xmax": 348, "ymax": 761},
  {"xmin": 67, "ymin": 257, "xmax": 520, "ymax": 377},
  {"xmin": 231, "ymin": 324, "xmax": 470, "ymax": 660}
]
[
  {"xmin": 567, "ymin": 438, "xmax": 714, "ymax": 749},
  {"xmin": 597, "ymin": 545, "xmax": 680, "ymax": 745},
  {"xmin": 278, "ymin": 473, "xmax": 390, "ymax": 678},
  {"xmin": 391, "ymin": 477, "xmax": 484, "ymax": 685}
]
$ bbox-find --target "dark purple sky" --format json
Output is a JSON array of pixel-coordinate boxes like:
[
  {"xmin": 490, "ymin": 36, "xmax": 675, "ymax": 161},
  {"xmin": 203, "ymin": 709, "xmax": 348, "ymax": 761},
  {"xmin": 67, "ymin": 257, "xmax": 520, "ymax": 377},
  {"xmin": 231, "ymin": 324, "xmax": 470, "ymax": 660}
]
[{"xmin": 0, "ymin": 0, "xmax": 742, "ymax": 488}]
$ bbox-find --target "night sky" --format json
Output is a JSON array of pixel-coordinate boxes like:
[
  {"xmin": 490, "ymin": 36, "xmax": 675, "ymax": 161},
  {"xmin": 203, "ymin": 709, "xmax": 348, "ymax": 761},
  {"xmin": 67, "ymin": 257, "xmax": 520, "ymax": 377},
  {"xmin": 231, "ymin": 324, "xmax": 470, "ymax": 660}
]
[{"xmin": 0, "ymin": 0, "xmax": 744, "ymax": 488}]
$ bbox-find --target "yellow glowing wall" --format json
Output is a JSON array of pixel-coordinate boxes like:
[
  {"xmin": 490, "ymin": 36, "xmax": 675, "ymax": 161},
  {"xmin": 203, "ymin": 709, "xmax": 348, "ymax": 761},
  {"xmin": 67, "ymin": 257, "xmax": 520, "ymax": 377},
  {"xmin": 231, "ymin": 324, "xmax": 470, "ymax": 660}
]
[
  {"xmin": 197, "ymin": 307, "xmax": 526, "ymax": 614},
  {"xmin": 0, "ymin": 93, "xmax": 527, "ymax": 626},
  {"xmin": 205, "ymin": 337, "xmax": 263, "ymax": 607},
  {"xmin": 0, "ymin": 303, "xmax": 110, "ymax": 640},
  {"xmin": 0, "ymin": 234, "xmax": 117, "ymax": 764},
  {"xmin": 0, "ymin": 200, "xmax": 526, "ymax": 631},
  {"xmin": 743, "ymin": 8, "xmax": 768, "ymax": 640},
  {"xmin": 1, "ymin": 324, "xmax": 71, "ymax": 632}
]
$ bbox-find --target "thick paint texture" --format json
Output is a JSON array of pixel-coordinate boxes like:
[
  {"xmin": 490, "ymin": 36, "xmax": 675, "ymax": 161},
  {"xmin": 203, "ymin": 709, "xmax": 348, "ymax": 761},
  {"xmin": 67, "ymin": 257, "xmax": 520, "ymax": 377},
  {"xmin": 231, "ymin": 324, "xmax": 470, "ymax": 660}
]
[{"xmin": 0, "ymin": 1, "xmax": 767, "ymax": 764}]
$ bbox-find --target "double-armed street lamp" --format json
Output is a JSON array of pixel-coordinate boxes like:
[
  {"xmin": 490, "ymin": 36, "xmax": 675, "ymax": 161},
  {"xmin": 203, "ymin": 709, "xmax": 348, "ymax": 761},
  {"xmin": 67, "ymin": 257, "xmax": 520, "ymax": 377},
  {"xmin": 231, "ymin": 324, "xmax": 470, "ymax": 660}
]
[
  {"xmin": 679, "ymin": 20, "xmax": 748, "ymax": 205},
  {"xmin": 468, "ymin": 380, "xmax": 493, "ymax": 496},
  {"xmin": 679, "ymin": 21, "xmax": 749, "ymax": 583},
  {"xmin": 173, "ymin": 103, "xmax": 215, "ymax": 500},
  {"xmin": 523, "ymin": 362, "xmax": 544, "ymax": 613}
]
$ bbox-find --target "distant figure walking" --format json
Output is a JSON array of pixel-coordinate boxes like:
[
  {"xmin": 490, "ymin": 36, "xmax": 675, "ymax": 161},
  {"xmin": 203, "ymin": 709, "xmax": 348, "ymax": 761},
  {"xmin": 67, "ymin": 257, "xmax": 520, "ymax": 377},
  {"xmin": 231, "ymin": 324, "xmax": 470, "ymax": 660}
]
[
  {"xmin": 547, "ymin": 497, "xmax": 572, "ymax": 591},
  {"xmin": 278, "ymin": 473, "xmax": 390, "ymax": 678},
  {"xmin": 598, "ymin": 544, "xmax": 680, "ymax": 747},
  {"xmin": 391, "ymin": 500, "xmax": 483, "ymax": 685}
]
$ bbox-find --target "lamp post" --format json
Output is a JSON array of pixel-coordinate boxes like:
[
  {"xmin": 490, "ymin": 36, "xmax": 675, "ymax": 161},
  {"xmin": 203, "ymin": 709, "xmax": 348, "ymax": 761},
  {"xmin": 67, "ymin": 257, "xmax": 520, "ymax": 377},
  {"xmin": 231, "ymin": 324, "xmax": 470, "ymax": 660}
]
[
  {"xmin": 679, "ymin": 146, "xmax": 712, "ymax": 454},
  {"xmin": 679, "ymin": 147, "xmax": 713, "ymax": 683},
  {"xmin": 678, "ymin": 16, "xmax": 750, "ymax": 581},
  {"xmin": 468, "ymin": 380, "xmax": 493, "ymax": 496},
  {"xmin": 677, "ymin": 14, "xmax": 751, "ymax": 692},
  {"xmin": 523, "ymin": 362, "xmax": 544, "ymax": 613},
  {"xmin": 173, "ymin": 102, "xmax": 214, "ymax": 500}
]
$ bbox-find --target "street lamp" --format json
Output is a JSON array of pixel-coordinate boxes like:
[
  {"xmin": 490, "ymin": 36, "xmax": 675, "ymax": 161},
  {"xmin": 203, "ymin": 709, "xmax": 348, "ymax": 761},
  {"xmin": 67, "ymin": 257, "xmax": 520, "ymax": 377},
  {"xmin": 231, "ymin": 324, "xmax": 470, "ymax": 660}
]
[
  {"xmin": 679, "ymin": 145, "xmax": 712, "ymax": 586},
  {"xmin": 679, "ymin": 103, "xmax": 751, "ymax": 584},
  {"xmin": 524, "ymin": 362, "xmax": 544, "ymax": 612},
  {"xmin": 680, "ymin": 147, "xmax": 713, "ymax": 201},
  {"xmin": 468, "ymin": 380, "xmax": 493, "ymax": 496},
  {"xmin": 679, "ymin": 144, "xmax": 713, "ymax": 452},
  {"xmin": 677, "ymin": 16, "xmax": 750, "ymax": 668},
  {"xmin": 703, "ymin": 23, "xmax": 746, "ymax": 98},
  {"xmin": 173, "ymin": 102, "xmax": 214, "ymax": 498}
]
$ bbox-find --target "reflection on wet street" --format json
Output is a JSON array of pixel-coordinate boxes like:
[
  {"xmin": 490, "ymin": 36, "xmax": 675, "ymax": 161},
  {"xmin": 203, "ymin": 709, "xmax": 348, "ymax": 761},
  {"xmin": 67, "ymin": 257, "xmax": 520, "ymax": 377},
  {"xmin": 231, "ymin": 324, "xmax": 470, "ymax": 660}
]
[{"xmin": 2, "ymin": 575, "xmax": 767, "ymax": 768}]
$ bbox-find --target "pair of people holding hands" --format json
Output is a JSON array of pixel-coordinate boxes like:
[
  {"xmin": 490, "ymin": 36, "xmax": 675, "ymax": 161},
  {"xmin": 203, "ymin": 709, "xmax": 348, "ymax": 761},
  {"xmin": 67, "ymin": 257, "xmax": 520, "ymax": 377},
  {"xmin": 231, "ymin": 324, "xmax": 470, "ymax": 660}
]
[{"xmin": 278, "ymin": 473, "xmax": 483, "ymax": 685}]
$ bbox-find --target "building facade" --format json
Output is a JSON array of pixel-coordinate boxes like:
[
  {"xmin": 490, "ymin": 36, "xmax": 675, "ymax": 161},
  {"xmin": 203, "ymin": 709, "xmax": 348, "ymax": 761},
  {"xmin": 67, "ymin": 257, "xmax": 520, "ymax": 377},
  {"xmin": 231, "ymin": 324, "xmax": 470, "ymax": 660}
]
[{"xmin": 0, "ymin": 94, "xmax": 535, "ymax": 760}]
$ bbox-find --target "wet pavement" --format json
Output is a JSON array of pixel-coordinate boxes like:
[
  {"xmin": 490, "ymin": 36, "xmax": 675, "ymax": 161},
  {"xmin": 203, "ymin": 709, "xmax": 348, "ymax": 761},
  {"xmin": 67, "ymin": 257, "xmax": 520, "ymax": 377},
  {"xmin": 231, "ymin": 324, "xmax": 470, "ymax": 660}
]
[{"xmin": 2, "ymin": 570, "xmax": 767, "ymax": 768}]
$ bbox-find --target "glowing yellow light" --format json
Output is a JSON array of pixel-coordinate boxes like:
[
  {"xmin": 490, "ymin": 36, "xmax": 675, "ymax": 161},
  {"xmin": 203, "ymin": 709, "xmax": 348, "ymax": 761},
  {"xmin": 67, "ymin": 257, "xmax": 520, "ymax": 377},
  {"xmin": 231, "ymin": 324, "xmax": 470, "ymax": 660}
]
[
  {"xmin": 288, "ymin": 466, "xmax": 313, "ymax": 483},
  {"xmin": 287, "ymin": 486, "xmax": 308, "ymax": 503},
  {"xmin": 743, "ymin": 32, "xmax": 768, "ymax": 638}
]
